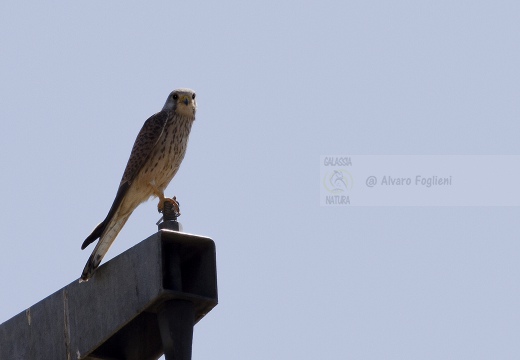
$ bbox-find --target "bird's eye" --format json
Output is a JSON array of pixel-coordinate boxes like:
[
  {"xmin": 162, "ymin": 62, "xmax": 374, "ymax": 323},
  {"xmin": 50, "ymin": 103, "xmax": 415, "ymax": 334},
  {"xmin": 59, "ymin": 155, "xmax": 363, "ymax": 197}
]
[
  {"xmin": 192, "ymin": 93, "xmax": 196, "ymax": 100},
  {"xmin": 172, "ymin": 94, "xmax": 178, "ymax": 100}
]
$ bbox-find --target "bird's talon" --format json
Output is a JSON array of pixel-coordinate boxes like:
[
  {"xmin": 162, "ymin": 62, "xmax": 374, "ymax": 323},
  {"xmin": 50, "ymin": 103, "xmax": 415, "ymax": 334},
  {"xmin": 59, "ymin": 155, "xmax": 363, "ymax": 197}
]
[{"xmin": 158, "ymin": 196, "xmax": 181, "ymax": 217}]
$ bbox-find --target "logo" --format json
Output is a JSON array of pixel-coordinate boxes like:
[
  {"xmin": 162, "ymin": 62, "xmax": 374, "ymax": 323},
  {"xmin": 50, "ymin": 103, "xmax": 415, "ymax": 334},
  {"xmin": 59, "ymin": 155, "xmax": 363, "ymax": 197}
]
[{"xmin": 322, "ymin": 169, "xmax": 353, "ymax": 194}]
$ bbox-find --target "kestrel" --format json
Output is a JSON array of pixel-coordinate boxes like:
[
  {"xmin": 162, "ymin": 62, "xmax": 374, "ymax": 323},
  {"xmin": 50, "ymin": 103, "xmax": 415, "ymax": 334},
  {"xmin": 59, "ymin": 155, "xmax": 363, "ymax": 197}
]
[{"xmin": 80, "ymin": 89, "xmax": 197, "ymax": 282}]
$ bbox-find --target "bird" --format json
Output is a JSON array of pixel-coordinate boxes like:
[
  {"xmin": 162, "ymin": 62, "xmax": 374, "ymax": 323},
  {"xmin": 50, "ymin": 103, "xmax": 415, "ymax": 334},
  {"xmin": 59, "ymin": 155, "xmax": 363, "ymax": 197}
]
[{"xmin": 80, "ymin": 88, "xmax": 197, "ymax": 282}]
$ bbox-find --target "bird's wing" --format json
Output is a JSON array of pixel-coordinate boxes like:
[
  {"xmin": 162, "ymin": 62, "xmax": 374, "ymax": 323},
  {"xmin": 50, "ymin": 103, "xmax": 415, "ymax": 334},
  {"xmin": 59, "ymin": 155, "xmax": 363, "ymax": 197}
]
[
  {"xmin": 81, "ymin": 111, "xmax": 169, "ymax": 250},
  {"xmin": 120, "ymin": 110, "xmax": 170, "ymax": 186}
]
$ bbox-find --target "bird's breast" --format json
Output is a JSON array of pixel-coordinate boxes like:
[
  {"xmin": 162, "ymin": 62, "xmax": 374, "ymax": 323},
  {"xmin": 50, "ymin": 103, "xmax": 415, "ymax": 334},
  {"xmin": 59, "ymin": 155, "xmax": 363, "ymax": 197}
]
[{"xmin": 142, "ymin": 114, "xmax": 194, "ymax": 191}]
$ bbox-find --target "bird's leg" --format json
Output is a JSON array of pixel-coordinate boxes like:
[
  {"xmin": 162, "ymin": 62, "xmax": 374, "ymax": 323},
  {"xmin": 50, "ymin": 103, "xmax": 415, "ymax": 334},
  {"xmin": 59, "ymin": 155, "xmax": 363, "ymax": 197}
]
[
  {"xmin": 149, "ymin": 183, "xmax": 180, "ymax": 216},
  {"xmin": 149, "ymin": 183, "xmax": 166, "ymax": 213}
]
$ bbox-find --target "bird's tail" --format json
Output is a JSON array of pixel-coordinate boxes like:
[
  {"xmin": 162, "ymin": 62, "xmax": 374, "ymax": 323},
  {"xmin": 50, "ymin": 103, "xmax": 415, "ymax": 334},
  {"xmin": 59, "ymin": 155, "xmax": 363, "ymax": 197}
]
[{"xmin": 80, "ymin": 213, "xmax": 131, "ymax": 282}]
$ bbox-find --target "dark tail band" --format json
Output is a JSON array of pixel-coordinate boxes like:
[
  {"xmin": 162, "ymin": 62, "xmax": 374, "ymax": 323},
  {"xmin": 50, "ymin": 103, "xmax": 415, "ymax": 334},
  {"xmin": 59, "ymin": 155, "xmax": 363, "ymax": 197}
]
[
  {"xmin": 80, "ymin": 252, "xmax": 103, "ymax": 282},
  {"xmin": 81, "ymin": 221, "xmax": 106, "ymax": 250}
]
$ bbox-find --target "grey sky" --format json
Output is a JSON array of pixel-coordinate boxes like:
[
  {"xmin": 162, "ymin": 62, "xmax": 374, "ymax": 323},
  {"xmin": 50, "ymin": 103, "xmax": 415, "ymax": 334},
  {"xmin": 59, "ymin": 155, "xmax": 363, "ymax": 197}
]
[{"xmin": 1, "ymin": 1, "xmax": 520, "ymax": 359}]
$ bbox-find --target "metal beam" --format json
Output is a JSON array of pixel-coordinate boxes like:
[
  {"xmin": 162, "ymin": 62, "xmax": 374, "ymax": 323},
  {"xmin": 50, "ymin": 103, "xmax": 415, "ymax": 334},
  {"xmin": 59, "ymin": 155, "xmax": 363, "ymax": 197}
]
[{"xmin": 0, "ymin": 229, "xmax": 218, "ymax": 360}]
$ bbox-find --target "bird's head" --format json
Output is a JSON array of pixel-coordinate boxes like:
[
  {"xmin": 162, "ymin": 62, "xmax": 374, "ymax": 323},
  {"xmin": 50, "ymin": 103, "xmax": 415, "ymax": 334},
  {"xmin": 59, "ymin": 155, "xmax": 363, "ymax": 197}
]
[{"xmin": 162, "ymin": 88, "xmax": 197, "ymax": 117}]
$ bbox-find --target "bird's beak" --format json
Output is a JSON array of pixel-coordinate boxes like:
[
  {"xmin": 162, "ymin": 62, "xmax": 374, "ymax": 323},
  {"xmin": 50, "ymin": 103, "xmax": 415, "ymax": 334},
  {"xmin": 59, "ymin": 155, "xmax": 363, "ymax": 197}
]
[{"xmin": 180, "ymin": 95, "xmax": 190, "ymax": 106}]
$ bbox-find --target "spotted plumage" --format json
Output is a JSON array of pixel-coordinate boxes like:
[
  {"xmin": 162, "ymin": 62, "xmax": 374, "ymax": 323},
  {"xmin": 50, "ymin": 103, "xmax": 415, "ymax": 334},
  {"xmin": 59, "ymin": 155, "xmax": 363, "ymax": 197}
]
[{"xmin": 80, "ymin": 89, "xmax": 197, "ymax": 282}]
